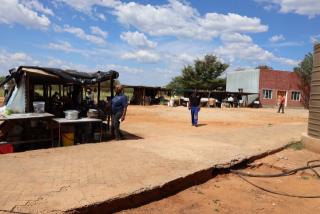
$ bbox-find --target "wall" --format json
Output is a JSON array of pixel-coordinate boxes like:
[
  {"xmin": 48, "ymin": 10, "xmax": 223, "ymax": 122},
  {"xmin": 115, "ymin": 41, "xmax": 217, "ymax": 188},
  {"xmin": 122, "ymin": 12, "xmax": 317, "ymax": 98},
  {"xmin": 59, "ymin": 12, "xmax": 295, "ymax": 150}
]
[
  {"xmin": 226, "ymin": 69, "xmax": 260, "ymax": 93},
  {"xmin": 259, "ymin": 69, "xmax": 304, "ymax": 107}
]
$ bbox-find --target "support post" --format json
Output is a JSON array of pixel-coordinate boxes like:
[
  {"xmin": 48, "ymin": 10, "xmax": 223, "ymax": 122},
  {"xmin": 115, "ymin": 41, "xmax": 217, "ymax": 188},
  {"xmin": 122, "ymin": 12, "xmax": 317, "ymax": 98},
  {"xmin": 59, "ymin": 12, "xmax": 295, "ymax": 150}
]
[
  {"xmin": 97, "ymin": 82, "xmax": 101, "ymax": 104},
  {"xmin": 108, "ymin": 78, "xmax": 114, "ymax": 132},
  {"xmin": 110, "ymin": 78, "xmax": 114, "ymax": 99}
]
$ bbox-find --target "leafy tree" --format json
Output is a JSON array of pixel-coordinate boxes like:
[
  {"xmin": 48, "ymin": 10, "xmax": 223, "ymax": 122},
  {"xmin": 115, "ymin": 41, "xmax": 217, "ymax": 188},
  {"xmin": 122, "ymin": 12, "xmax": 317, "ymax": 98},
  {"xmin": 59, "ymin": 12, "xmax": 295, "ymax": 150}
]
[
  {"xmin": 256, "ymin": 65, "xmax": 273, "ymax": 69},
  {"xmin": 294, "ymin": 53, "xmax": 313, "ymax": 108},
  {"xmin": 167, "ymin": 55, "xmax": 228, "ymax": 90}
]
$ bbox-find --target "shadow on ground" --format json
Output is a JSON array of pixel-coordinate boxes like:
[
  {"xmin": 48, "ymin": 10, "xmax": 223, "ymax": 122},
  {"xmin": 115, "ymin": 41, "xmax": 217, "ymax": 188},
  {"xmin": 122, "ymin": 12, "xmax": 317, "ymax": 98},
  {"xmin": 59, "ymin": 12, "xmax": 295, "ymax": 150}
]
[
  {"xmin": 196, "ymin": 124, "xmax": 207, "ymax": 127},
  {"xmin": 122, "ymin": 131, "xmax": 144, "ymax": 140}
]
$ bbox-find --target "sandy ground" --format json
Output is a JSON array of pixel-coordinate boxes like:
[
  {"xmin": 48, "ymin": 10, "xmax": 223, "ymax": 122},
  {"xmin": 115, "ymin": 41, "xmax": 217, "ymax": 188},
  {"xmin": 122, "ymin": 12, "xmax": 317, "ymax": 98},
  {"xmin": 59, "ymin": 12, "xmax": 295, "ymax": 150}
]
[
  {"xmin": 0, "ymin": 106, "xmax": 309, "ymax": 213},
  {"xmin": 121, "ymin": 147, "xmax": 320, "ymax": 214}
]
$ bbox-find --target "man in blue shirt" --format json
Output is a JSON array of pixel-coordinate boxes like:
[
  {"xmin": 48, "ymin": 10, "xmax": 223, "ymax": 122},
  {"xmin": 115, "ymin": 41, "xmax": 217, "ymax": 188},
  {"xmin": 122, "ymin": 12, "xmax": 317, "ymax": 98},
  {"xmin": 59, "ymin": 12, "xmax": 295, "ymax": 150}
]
[
  {"xmin": 111, "ymin": 85, "xmax": 128, "ymax": 140},
  {"xmin": 189, "ymin": 91, "xmax": 201, "ymax": 127}
]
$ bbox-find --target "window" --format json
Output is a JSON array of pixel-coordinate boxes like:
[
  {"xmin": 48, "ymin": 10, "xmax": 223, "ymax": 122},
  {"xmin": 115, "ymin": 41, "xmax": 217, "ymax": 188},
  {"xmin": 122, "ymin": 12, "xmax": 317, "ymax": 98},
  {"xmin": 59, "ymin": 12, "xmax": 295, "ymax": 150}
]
[
  {"xmin": 263, "ymin": 89, "xmax": 272, "ymax": 99},
  {"xmin": 291, "ymin": 91, "xmax": 301, "ymax": 101}
]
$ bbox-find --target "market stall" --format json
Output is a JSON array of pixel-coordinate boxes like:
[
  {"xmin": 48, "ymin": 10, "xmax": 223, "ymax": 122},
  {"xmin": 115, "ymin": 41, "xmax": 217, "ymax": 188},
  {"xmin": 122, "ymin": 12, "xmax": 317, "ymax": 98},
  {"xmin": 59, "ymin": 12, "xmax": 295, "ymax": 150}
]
[{"xmin": 0, "ymin": 66, "xmax": 119, "ymax": 153}]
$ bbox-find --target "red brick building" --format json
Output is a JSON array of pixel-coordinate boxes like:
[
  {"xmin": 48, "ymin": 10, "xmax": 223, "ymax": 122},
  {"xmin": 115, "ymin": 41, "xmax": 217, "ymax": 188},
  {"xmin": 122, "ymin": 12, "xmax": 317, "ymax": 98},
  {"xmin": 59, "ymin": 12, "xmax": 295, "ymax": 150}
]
[
  {"xmin": 259, "ymin": 68, "xmax": 303, "ymax": 108},
  {"xmin": 227, "ymin": 68, "xmax": 304, "ymax": 108}
]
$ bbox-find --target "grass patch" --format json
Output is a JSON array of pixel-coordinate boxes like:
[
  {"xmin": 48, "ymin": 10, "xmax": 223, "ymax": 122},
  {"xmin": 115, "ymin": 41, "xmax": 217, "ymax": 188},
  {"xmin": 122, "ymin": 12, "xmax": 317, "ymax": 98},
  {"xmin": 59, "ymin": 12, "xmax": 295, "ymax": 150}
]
[{"xmin": 287, "ymin": 141, "xmax": 304, "ymax": 150}]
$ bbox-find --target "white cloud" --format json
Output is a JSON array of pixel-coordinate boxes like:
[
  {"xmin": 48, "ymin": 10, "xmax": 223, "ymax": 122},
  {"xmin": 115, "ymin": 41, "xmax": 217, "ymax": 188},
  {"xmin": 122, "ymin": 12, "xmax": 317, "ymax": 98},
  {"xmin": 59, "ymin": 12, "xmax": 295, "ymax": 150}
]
[
  {"xmin": 275, "ymin": 57, "xmax": 299, "ymax": 66},
  {"xmin": 55, "ymin": 25, "xmax": 107, "ymax": 46},
  {"xmin": 0, "ymin": 49, "xmax": 39, "ymax": 73},
  {"xmin": 21, "ymin": 0, "xmax": 54, "ymax": 16},
  {"xmin": 46, "ymin": 57, "xmax": 92, "ymax": 71},
  {"xmin": 90, "ymin": 26, "xmax": 108, "ymax": 38},
  {"xmin": 311, "ymin": 34, "xmax": 320, "ymax": 44},
  {"xmin": 220, "ymin": 33, "xmax": 253, "ymax": 43},
  {"xmin": 105, "ymin": 64, "xmax": 144, "ymax": 73},
  {"xmin": 55, "ymin": 0, "xmax": 120, "ymax": 13},
  {"xmin": 175, "ymin": 53, "xmax": 195, "ymax": 65},
  {"xmin": 120, "ymin": 31, "xmax": 157, "ymax": 48},
  {"xmin": 215, "ymin": 33, "xmax": 299, "ymax": 67},
  {"xmin": 0, "ymin": 0, "xmax": 51, "ymax": 29},
  {"xmin": 268, "ymin": 41, "xmax": 304, "ymax": 47},
  {"xmin": 257, "ymin": 0, "xmax": 320, "ymax": 17},
  {"xmin": 46, "ymin": 41, "xmax": 111, "ymax": 58},
  {"xmin": 122, "ymin": 50, "xmax": 160, "ymax": 63},
  {"xmin": 114, "ymin": 0, "xmax": 268, "ymax": 40},
  {"xmin": 54, "ymin": 0, "xmax": 268, "ymax": 41},
  {"xmin": 47, "ymin": 41, "xmax": 77, "ymax": 53},
  {"xmin": 96, "ymin": 13, "xmax": 106, "ymax": 21},
  {"xmin": 216, "ymin": 41, "xmax": 273, "ymax": 63},
  {"xmin": 200, "ymin": 13, "xmax": 268, "ymax": 34},
  {"xmin": 269, "ymin": 34, "xmax": 285, "ymax": 43}
]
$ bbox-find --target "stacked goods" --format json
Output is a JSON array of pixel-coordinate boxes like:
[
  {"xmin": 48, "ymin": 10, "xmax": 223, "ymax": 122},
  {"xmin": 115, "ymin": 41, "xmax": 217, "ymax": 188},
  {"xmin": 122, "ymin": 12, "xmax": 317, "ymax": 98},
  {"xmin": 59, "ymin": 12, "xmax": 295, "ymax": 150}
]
[
  {"xmin": 87, "ymin": 109, "xmax": 98, "ymax": 118},
  {"xmin": 64, "ymin": 110, "xmax": 79, "ymax": 120}
]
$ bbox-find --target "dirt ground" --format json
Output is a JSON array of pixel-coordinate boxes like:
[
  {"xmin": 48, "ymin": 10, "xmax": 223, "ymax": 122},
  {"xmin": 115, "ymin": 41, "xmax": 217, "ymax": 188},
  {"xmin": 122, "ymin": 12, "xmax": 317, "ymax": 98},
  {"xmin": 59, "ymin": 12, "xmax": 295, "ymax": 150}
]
[
  {"xmin": 124, "ymin": 106, "xmax": 308, "ymax": 134},
  {"xmin": 121, "ymin": 147, "xmax": 320, "ymax": 214}
]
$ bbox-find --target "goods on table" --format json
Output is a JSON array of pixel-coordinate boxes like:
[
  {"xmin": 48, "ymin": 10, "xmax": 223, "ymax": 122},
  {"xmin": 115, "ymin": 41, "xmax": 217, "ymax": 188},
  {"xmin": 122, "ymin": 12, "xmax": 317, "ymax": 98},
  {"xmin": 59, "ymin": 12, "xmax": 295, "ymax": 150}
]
[
  {"xmin": 87, "ymin": 109, "xmax": 98, "ymax": 118},
  {"xmin": 64, "ymin": 110, "xmax": 79, "ymax": 120},
  {"xmin": 4, "ymin": 108, "xmax": 13, "ymax": 116},
  {"xmin": 33, "ymin": 102, "xmax": 45, "ymax": 113}
]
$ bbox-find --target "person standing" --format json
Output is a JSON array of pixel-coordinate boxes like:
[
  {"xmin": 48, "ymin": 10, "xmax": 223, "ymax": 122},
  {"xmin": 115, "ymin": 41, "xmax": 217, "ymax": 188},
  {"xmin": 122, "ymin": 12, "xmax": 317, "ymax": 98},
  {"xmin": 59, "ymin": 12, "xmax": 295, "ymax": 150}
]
[
  {"xmin": 278, "ymin": 95, "xmax": 285, "ymax": 113},
  {"xmin": 4, "ymin": 83, "xmax": 9, "ymax": 96},
  {"xmin": 111, "ymin": 85, "xmax": 128, "ymax": 140},
  {"xmin": 86, "ymin": 88, "xmax": 94, "ymax": 106},
  {"xmin": 189, "ymin": 92, "xmax": 201, "ymax": 127}
]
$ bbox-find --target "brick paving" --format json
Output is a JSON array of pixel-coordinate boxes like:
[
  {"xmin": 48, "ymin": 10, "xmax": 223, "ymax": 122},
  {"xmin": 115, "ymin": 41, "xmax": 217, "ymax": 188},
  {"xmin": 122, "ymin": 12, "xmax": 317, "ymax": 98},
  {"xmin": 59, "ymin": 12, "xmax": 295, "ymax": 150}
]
[{"xmin": 0, "ymin": 106, "xmax": 308, "ymax": 213}]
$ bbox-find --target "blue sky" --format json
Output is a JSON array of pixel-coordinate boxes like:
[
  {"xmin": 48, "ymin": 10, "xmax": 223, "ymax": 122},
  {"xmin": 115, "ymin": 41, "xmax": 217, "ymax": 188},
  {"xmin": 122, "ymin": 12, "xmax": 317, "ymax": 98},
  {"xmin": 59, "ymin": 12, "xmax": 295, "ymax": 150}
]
[{"xmin": 0, "ymin": 0, "xmax": 319, "ymax": 86}]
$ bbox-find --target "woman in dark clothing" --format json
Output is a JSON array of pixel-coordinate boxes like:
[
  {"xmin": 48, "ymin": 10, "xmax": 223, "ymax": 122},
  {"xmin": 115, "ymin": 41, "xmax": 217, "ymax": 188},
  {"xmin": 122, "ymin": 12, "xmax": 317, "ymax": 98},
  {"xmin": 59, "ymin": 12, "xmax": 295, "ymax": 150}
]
[
  {"xmin": 189, "ymin": 92, "xmax": 201, "ymax": 127},
  {"xmin": 111, "ymin": 85, "xmax": 128, "ymax": 140}
]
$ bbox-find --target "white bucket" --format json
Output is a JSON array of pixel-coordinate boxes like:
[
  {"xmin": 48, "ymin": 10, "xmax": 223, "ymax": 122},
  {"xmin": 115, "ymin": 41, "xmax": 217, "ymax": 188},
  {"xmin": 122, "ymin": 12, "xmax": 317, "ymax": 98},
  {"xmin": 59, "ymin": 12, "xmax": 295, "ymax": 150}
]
[{"xmin": 33, "ymin": 102, "xmax": 45, "ymax": 113}]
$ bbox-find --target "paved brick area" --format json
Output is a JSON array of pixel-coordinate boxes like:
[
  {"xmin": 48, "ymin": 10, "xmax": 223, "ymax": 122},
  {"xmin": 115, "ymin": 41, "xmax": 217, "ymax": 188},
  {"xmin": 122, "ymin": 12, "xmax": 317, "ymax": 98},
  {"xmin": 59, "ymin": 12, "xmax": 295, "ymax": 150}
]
[{"xmin": 0, "ymin": 106, "xmax": 308, "ymax": 213}]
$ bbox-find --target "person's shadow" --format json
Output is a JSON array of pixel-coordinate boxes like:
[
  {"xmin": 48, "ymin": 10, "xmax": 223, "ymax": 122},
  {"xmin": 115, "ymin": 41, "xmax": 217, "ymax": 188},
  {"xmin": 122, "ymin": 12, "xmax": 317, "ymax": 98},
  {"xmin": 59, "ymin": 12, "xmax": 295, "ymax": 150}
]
[
  {"xmin": 104, "ymin": 130, "xmax": 144, "ymax": 141},
  {"xmin": 121, "ymin": 131, "xmax": 144, "ymax": 140},
  {"xmin": 196, "ymin": 124, "xmax": 207, "ymax": 127}
]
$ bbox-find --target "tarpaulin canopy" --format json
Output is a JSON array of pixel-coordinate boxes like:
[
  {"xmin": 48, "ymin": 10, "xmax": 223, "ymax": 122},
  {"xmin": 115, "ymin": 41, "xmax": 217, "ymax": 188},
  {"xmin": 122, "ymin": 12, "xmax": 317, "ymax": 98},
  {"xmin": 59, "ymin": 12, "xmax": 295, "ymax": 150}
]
[{"xmin": 0, "ymin": 66, "xmax": 119, "ymax": 86}]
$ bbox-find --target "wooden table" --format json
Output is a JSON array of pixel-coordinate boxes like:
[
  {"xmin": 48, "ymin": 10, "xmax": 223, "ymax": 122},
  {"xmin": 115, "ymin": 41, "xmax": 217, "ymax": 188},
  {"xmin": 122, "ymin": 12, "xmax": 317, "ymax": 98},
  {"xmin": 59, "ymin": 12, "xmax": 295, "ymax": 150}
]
[
  {"xmin": 52, "ymin": 118, "xmax": 103, "ymax": 146},
  {"xmin": 0, "ymin": 113, "xmax": 54, "ymax": 121},
  {"xmin": 0, "ymin": 113, "xmax": 54, "ymax": 146}
]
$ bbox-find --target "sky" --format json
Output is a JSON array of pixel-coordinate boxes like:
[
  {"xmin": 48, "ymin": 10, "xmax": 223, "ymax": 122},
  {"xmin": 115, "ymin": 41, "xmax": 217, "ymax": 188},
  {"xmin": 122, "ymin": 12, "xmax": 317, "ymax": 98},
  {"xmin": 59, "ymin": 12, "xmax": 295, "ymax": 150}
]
[{"xmin": 0, "ymin": 0, "xmax": 319, "ymax": 86}]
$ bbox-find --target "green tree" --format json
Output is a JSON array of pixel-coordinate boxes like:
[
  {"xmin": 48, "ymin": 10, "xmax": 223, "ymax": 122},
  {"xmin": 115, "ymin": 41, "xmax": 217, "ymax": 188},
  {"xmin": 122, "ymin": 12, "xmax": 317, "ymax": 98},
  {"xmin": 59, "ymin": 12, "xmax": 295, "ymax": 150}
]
[
  {"xmin": 167, "ymin": 55, "xmax": 228, "ymax": 90},
  {"xmin": 256, "ymin": 65, "xmax": 273, "ymax": 69},
  {"xmin": 294, "ymin": 53, "xmax": 313, "ymax": 108}
]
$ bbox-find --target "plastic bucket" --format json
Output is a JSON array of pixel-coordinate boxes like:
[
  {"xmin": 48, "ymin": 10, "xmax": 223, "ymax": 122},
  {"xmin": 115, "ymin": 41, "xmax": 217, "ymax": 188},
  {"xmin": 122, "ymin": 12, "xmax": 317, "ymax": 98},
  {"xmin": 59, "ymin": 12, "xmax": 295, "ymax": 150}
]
[
  {"xmin": 33, "ymin": 102, "xmax": 45, "ymax": 113},
  {"xmin": 62, "ymin": 132, "xmax": 74, "ymax": 146}
]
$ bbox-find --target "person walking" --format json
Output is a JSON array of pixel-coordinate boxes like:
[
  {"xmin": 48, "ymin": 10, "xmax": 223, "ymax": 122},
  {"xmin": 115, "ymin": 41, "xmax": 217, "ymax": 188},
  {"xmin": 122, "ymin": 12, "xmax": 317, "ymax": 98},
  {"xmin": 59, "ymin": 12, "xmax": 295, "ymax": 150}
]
[
  {"xmin": 278, "ymin": 95, "xmax": 285, "ymax": 114},
  {"xmin": 111, "ymin": 85, "xmax": 128, "ymax": 140},
  {"xmin": 189, "ymin": 92, "xmax": 201, "ymax": 127}
]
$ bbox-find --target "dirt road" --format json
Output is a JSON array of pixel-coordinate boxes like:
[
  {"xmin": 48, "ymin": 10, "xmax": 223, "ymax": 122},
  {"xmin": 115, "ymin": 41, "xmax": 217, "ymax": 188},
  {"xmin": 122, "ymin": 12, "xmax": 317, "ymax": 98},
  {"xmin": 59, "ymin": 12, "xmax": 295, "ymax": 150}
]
[{"xmin": 122, "ymin": 147, "xmax": 320, "ymax": 214}]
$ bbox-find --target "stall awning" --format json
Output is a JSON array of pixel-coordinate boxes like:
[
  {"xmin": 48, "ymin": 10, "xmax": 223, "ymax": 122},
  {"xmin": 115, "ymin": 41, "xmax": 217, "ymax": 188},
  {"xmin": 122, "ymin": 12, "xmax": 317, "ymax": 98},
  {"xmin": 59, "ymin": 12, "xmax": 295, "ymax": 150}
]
[{"xmin": 0, "ymin": 66, "xmax": 119, "ymax": 86}]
